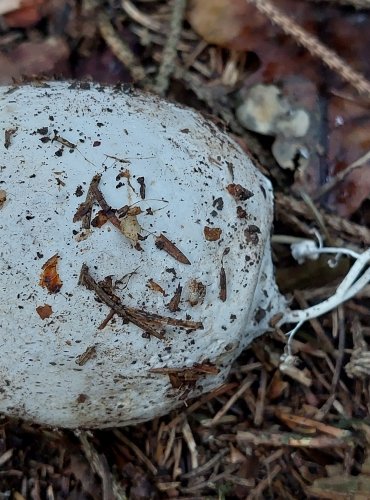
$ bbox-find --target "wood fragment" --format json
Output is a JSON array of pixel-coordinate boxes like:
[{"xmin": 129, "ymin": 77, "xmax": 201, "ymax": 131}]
[
  {"xmin": 275, "ymin": 192, "xmax": 370, "ymax": 245},
  {"xmin": 219, "ymin": 247, "xmax": 229, "ymax": 302},
  {"xmin": 98, "ymin": 310, "xmax": 115, "ymax": 330},
  {"xmin": 53, "ymin": 132, "xmax": 76, "ymax": 149},
  {"xmin": 236, "ymin": 429, "xmax": 353, "ymax": 448},
  {"xmin": 73, "ymin": 174, "xmax": 102, "ymax": 229},
  {"xmin": 209, "ymin": 374, "xmax": 256, "ymax": 425},
  {"xmin": 167, "ymin": 284, "xmax": 182, "ymax": 312},
  {"xmin": 246, "ymin": 0, "xmax": 370, "ymax": 97},
  {"xmin": 90, "ymin": 184, "xmax": 122, "ymax": 230},
  {"xmin": 79, "ymin": 264, "xmax": 203, "ymax": 340},
  {"xmin": 78, "ymin": 431, "xmax": 116, "ymax": 500},
  {"xmin": 137, "ymin": 176, "xmax": 146, "ymax": 199},
  {"xmin": 150, "ymin": 362, "xmax": 219, "ymax": 398},
  {"xmin": 219, "ymin": 266, "xmax": 226, "ymax": 302},
  {"xmin": 98, "ymin": 11, "xmax": 146, "ymax": 82},
  {"xmin": 76, "ymin": 345, "xmax": 97, "ymax": 366},
  {"xmin": 155, "ymin": 233, "xmax": 191, "ymax": 265},
  {"xmin": 154, "ymin": 0, "xmax": 187, "ymax": 95}
]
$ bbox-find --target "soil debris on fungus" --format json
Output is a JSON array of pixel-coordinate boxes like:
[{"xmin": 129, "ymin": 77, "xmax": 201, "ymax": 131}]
[
  {"xmin": 0, "ymin": 189, "xmax": 6, "ymax": 208},
  {"xmin": 36, "ymin": 304, "xmax": 53, "ymax": 319},
  {"xmin": 167, "ymin": 283, "xmax": 183, "ymax": 312},
  {"xmin": 4, "ymin": 127, "xmax": 17, "ymax": 149},
  {"xmin": 39, "ymin": 254, "xmax": 63, "ymax": 293},
  {"xmin": 79, "ymin": 264, "xmax": 203, "ymax": 341},
  {"xmin": 226, "ymin": 183, "xmax": 254, "ymax": 201},
  {"xmin": 204, "ymin": 226, "xmax": 222, "ymax": 241}
]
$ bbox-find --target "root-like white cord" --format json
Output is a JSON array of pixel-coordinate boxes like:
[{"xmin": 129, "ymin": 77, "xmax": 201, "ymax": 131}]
[{"xmin": 278, "ymin": 241, "xmax": 370, "ymax": 356}]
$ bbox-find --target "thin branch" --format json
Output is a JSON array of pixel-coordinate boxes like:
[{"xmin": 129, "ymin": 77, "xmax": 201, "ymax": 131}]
[
  {"xmin": 246, "ymin": 0, "xmax": 370, "ymax": 97},
  {"xmin": 154, "ymin": 0, "xmax": 187, "ymax": 95},
  {"xmin": 79, "ymin": 264, "xmax": 203, "ymax": 340}
]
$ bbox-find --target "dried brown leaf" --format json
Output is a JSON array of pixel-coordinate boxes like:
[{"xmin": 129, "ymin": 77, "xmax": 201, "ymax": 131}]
[
  {"xmin": 204, "ymin": 226, "xmax": 222, "ymax": 241},
  {"xmin": 36, "ymin": 304, "xmax": 53, "ymax": 320},
  {"xmin": 39, "ymin": 254, "xmax": 62, "ymax": 294},
  {"xmin": 226, "ymin": 183, "xmax": 254, "ymax": 201}
]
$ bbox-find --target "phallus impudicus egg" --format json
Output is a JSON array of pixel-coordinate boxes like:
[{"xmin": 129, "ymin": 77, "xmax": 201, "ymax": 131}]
[{"xmin": 0, "ymin": 82, "xmax": 285, "ymax": 428}]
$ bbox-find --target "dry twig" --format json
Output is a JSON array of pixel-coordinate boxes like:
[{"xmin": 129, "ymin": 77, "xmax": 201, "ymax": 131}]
[
  {"xmin": 154, "ymin": 0, "xmax": 187, "ymax": 95},
  {"xmin": 98, "ymin": 11, "xmax": 146, "ymax": 82},
  {"xmin": 246, "ymin": 0, "xmax": 370, "ymax": 96}
]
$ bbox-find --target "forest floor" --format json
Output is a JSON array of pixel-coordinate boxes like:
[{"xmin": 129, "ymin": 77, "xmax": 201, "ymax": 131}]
[{"xmin": 1, "ymin": 0, "xmax": 370, "ymax": 498}]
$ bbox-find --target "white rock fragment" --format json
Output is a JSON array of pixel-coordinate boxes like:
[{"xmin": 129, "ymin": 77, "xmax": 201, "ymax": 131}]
[{"xmin": 0, "ymin": 81, "xmax": 286, "ymax": 428}]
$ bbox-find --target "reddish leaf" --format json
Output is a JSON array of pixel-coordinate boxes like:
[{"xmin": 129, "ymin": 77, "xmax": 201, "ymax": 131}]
[
  {"xmin": 36, "ymin": 304, "xmax": 53, "ymax": 320},
  {"xmin": 39, "ymin": 254, "xmax": 63, "ymax": 294}
]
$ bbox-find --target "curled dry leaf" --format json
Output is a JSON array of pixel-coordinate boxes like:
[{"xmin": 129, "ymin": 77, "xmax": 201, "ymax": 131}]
[{"xmin": 39, "ymin": 254, "xmax": 62, "ymax": 294}]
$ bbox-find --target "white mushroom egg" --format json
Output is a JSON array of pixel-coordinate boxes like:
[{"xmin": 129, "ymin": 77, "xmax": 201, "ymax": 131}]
[{"xmin": 0, "ymin": 82, "xmax": 285, "ymax": 428}]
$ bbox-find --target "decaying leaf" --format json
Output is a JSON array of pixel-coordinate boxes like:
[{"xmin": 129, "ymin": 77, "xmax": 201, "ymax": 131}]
[
  {"xmin": 155, "ymin": 233, "xmax": 191, "ymax": 265},
  {"xmin": 204, "ymin": 226, "xmax": 222, "ymax": 241},
  {"xmin": 226, "ymin": 183, "xmax": 254, "ymax": 201},
  {"xmin": 39, "ymin": 254, "xmax": 62, "ymax": 293},
  {"xmin": 36, "ymin": 304, "xmax": 53, "ymax": 319},
  {"xmin": 120, "ymin": 215, "xmax": 143, "ymax": 245}
]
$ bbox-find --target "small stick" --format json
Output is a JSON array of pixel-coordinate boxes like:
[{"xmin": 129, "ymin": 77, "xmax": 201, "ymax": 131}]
[
  {"xmin": 73, "ymin": 174, "xmax": 101, "ymax": 229},
  {"xmin": 79, "ymin": 264, "xmax": 203, "ymax": 340},
  {"xmin": 246, "ymin": 0, "xmax": 370, "ymax": 97},
  {"xmin": 90, "ymin": 184, "xmax": 122, "ymax": 230},
  {"xmin": 155, "ymin": 233, "xmax": 191, "ymax": 265},
  {"xmin": 98, "ymin": 11, "xmax": 146, "ymax": 82},
  {"xmin": 154, "ymin": 0, "xmax": 187, "ymax": 95},
  {"xmin": 219, "ymin": 248, "xmax": 230, "ymax": 302}
]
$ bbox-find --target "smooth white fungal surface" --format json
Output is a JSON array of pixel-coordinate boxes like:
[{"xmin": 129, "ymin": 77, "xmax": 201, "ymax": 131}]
[{"xmin": 0, "ymin": 82, "xmax": 284, "ymax": 428}]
